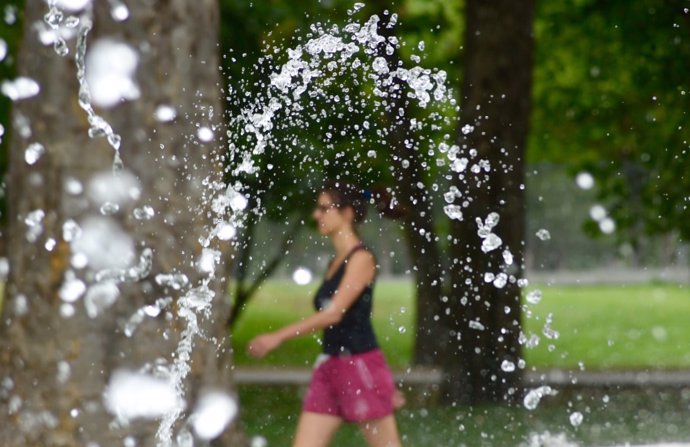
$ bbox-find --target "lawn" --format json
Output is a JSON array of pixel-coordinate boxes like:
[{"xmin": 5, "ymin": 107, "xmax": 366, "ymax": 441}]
[
  {"xmin": 234, "ymin": 279, "xmax": 690, "ymax": 446},
  {"xmin": 238, "ymin": 385, "xmax": 690, "ymax": 447},
  {"xmin": 232, "ymin": 279, "xmax": 690, "ymax": 370}
]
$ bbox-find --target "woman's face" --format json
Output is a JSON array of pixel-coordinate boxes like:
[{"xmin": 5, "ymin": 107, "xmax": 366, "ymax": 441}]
[{"xmin": 312, "ymin": 192, "xmax": 352, "ymax": 236}]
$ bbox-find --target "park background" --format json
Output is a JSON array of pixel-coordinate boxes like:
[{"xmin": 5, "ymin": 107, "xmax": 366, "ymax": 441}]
[{"xmin": 0, "ymin": 0, "xmax": 689, "ymax": 446}]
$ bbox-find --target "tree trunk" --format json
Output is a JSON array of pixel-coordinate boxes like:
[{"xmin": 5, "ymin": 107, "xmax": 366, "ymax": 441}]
[
  {"xmin": 0, "ymin": 1, "xmax": 245, "ymax": 445},
  {"xmin": 442, "ymin": 0, "xmax": 535, "ymax": 404}
]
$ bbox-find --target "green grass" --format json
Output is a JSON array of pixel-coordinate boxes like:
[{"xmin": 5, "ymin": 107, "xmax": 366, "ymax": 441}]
[
  {"xmin": 232, "ymin": 279, "xmax": 690, "ymax": 370},
  {"xmin": 238, "ymin": 385, "xmax": 690, "ymax": 446}
]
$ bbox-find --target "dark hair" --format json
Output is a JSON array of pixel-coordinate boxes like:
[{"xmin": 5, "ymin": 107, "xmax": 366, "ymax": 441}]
[{"xmin": 320, "ymin": 180, "xmax": 407, "ymax": 223}]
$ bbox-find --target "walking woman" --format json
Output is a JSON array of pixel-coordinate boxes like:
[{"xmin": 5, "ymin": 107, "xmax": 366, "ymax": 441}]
[{"xmin": 247, "ymin": 180, "xmax": 403, "ymax": 447}]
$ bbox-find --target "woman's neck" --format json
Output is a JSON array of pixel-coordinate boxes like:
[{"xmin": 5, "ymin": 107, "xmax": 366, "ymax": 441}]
[{"xmin": 331, "ymin": 230, "xmax": 361, "ymax": 257}]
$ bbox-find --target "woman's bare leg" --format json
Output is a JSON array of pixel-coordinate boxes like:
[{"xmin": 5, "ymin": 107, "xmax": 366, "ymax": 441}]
[
  {"xmin": 358, "ymin": 415, "xmax": 402, "ymax": 447},
  {"xmin": 292, "ymin": 411, "xmax": 343, "ymax": 447}
]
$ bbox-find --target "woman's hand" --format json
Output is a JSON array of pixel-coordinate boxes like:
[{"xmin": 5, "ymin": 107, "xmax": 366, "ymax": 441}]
[{"xmin": 247, "ymin": 332, "xmax": 282, "ymax": 359}]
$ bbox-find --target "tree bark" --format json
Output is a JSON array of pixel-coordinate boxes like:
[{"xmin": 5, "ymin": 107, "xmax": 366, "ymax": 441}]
[
  {"xmin": 442, "ymin": 0, "xmax": 535, "ymax": 404},
  {"xmin": 0, "ymin": 1, "xmax": 244, "ymax": 445}
]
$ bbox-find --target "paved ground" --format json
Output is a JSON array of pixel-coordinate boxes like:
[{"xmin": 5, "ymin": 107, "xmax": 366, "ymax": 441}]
[
  {"xmin": 233, "ymin": 367, "xmax": 690, "ymax": 388},
  {"xmin": 526, "ymin": 267, "xmax": 689, "ymax": 285}
]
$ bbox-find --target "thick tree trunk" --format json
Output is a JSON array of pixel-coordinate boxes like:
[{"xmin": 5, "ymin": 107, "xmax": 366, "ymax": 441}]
[
  {"xmin": 442, "ymin": 0, "xmax": 535, "ymax": 404},
  {"xmin": 0, "ymin": 1, "xmax": 244, "ymax": 445}
]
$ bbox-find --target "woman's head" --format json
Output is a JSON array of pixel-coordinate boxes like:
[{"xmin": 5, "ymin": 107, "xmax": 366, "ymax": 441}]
[
  {"xmin": 312, "ymin": 180, "xmax": 405, "ymax": 236},
  {"xmin": 319, "ymin": 180, "xmax": 368, "ymax": 223}
]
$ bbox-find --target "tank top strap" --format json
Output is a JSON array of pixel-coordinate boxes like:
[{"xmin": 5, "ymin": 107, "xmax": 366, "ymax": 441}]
[{"xmin": 343, "ymin": 242, "xmax": 367, "ymax": 264}]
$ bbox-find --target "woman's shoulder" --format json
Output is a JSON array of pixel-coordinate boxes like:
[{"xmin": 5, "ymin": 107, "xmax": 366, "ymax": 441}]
[{"xmin": 346, "ymin": 245, "xmax": 376, "ymax": 268}]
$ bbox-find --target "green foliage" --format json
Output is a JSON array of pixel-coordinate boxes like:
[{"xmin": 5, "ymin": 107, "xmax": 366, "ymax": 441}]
[
  {"xmin": 530, "ymin": 0, "xmax": 690, "ymax": 242},
  {"xmin": 217, "ymin": 1, "xmax": 463, "ymax": 289}
]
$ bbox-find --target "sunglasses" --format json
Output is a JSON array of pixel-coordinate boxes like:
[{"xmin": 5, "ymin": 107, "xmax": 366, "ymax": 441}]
[{"xmin": 314, "ymin": 203, "xmax": 337, "ymax": 213}]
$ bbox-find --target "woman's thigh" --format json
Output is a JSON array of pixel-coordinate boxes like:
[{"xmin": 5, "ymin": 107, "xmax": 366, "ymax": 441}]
[
  {"xmin": 358, "ymin": 414, "xmax": 402, "ymax": 447},
  {"xmin": 292, "ymin": 411, "xmax": 343, "ymax": 447}
]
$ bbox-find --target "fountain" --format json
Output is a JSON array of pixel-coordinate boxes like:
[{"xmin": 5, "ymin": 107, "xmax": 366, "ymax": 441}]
[{"xmin": 0, "ymin": 1, "xmax": 688, "ymax": 446}]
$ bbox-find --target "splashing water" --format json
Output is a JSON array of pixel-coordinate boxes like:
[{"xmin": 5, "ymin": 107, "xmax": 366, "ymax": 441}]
[
  {"xmin": 523, "ymin": 385, "xmax": 559, "ymax": 410},
  {"xmin": 7, "ymin": 1, "xmax": 584, "ymax": 444}
]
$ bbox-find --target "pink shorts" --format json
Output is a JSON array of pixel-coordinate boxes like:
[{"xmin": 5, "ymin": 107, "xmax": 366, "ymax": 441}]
[{"xmin": 303, "ymin": 349, "xmax": 395, "ymax": 423}]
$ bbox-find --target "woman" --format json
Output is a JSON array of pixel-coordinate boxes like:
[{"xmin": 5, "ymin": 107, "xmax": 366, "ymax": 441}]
[{"xmin": 247, "ymin": 180, "xmax": 403, "ymax": 447}]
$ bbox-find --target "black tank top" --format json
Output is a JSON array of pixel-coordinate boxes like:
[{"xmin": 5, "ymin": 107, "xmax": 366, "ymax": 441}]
[{"xmin": 313, "ymin": 244, "xmax": 378, "ymax": 355}]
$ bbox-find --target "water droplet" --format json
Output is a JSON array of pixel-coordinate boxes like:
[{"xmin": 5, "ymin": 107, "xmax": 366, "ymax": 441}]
[
  {"xmin": 468, "ymin": 320, "xmax": 485, "ymax": 331},
  {"xmin": 525, "ymin": 289, "xmax": 542, "ymax": 304},
  {"xmin": 103, "ymin": 370, "xmax": 182, "ymax": 421},
  {"xmin": 569, "ymin": 411, "xmax": 584, "ymax": 427},
  {"xmin": 62, "ymin": 219, "xmax": 82, "ymax": 242},
  {"xmin": 133, "ymin": 205, "xmax": 155, "ymax": 220},
  {"xmin": 197, "ymin": 248, "xmax": 221, "ymax": 274},
  {"xmin": 348, "ymin": 2, "xmax": 365, "ymax": 15},
  {"xmin": 100, "ymin": 202, "xmax": 120, "ymax": 215},
  {"xmin": 575, "ymin": 171, "xmax": 594, "ymax": 190},
  {"xmin": 197, "ymin": 126, "xmax": 214, "ymax": 142},
  {"xmin": 60, "ymin": 303, "xmax": 75, "ymax": 318},
  {"xmin": 24, "ymin": 143, "xmax": 46, "ymax": 165},
  {"xmin": 85, "ymin": 39, "xmax": 140, "ymax": 108},
  {"xmin": 0, "ymin": 39, "xmax": 7, "ymax": 62},
  {"xmin": 485, "ymin": 212, "xmax": 500, "ymax": 229},
  {"xmin": 517, "ymin": 278, "xmax": 529, "ymax": 288},
  {"xmin": 523, "ymin": 386, "xmax": 558, "ymax": 410},
  {"xmin": 500, "ymin": 360, "xmax": 516, "ymax": 372},
  {"xmin": 56, "ymin": 0, "xmax": 92, "ymax": 11},
  {"xmin": 502, "ymin": 249, "xmax": 513, "ymax": 265},
  {"xmin": 481, "ymin": 233, "xmax": 502, "ymax": 253},
  {"xmin": 0, "ymin": 257, "xmax": 9, "ymax": 282},
  {"xmin": 589, "ymin": 204, "xmax": 607, "ymax": 221},
  {"xmin": 483, "ymin": 272, "xmax": 495, "ymax": 283},
  {"xmin": 443, "ymin": 204, "xmax": 463, "ymax": 221},
  {"xmin": 24, "ymin": 209, "xmax": 45, "ymax": 242},
  {"xmin": 450, "ymin": 157, "xmax": 468, "ymax": 173},
  {"xmin": 84, "ymin": 281, "xmax": 120, "ymax": 318},
  {"xmin": 54, "ymin": 38, "xmax": 69, "ymax": 56},
  {"xmin": 398, "ymin": 326, "xmax": 407, "ymax": 334},
  {"xmin": 44, "ymin": 6, "xmax": 64, "ymax": 29},
  {"xmin": 250, "ymin": 436, "xmax": 268, "ymax": 447},
  {"xmin": 190, "ymin": 392, "xmax": 238, "ymax": 440},
  {"xmin": 292, "ymin": 267, "xmax": 313, "ymax": 285},
  {"xmin": 1, "ymin": 77, "xmax": 41, "ymax": 101},
  {"xmin": 492, "ymin": 273, "xmax": 507, "ymax": 289},
  {"xmin": 154, "ymin": 105, "xmax": 177, "ymax": 122},
  {"xmin": 63, "ymin": 16, "xmax": 80, "ymax": 28},
  {"xmin": 461, "ymin": 124, "xmax": 474, "ymax": 135},
  {"xmin": 56, "ymin": 360, "xmax": 71, "ymax": 384},
  {"xmin": 155, "ymin": 273, "xmax": 190, "ymax": 290},
  {"xmin": 60, "ymin": 275, "xmax": 86, "ymax": 303},
  {"xmin": 599, "ymin": 217, "xmax": 616, "ymax": 234},
  {"xmin": 88, "ymin": 170, "xmax": 141, "ymax": 207},
  {"xmin": 71, "ymin": 217, "xmax": 135, "ymax": 270},
  {"xmin": 651, "ymin": 326, "xmax": 667, "ymax": 341},
  {"xmin": 45, "ymin": 238, "xmax": 57, "ymax": 251},
  {"xmin": 372, "ymin": 56, "xmax": 389, "ymax": 74},
  {"xmin": 535, "ymin": 229, "xmax": 551, "ymax": 241},
  {"xmin": 110, "ymin": 3, "xmax": 130, "ymax": 21},
  {"xmin": 14, "ymin": 294, "xmax": 27, "ymax": 316}
]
